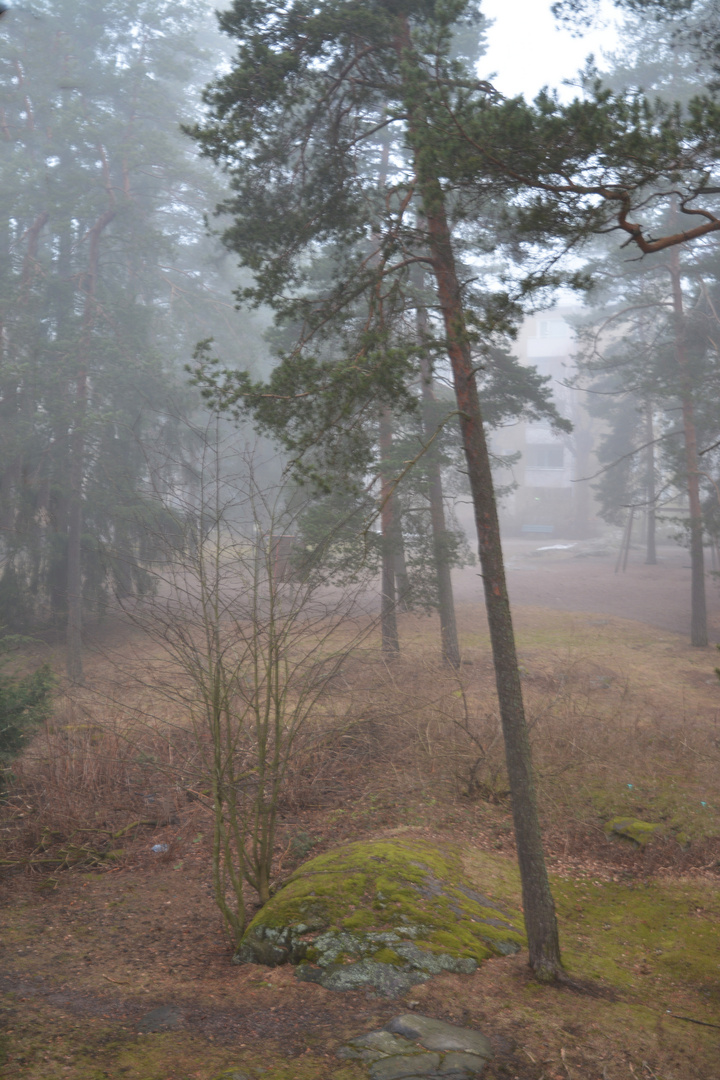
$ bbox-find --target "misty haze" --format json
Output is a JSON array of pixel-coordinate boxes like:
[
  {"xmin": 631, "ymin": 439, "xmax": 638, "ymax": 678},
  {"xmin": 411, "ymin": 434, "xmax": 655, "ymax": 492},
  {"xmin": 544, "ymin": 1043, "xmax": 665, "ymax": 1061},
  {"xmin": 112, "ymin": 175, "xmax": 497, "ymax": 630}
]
[{"xmin": 1, "ymin": 1, "xmax": 720, "ymax": 1078}]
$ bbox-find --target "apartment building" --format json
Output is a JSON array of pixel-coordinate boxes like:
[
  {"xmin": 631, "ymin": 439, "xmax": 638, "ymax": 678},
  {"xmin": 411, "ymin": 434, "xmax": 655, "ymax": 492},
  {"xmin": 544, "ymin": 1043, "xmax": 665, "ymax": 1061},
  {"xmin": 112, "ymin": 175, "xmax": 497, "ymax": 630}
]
[{"xmin": 491, "ymin": 310, "xmax": 598, "ymax": 539}]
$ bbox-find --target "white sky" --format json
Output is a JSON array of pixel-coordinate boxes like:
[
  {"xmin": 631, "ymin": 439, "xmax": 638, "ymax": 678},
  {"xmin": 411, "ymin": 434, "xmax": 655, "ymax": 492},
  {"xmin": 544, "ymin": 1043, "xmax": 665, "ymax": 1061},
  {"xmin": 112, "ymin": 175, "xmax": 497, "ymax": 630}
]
[{"xmin": 479, "ymin": 0, "xmax": 622, "ymax": 100}]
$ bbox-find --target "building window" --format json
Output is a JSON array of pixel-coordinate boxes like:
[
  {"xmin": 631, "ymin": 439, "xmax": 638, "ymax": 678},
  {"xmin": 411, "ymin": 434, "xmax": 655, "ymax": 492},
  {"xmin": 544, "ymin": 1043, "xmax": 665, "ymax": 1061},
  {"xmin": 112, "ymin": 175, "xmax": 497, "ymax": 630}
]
[
  {"xmin": 538, "ymin": 320, "xmax": 569, "ymax": 339},
  {"xmin": 525, "ymin": 444, "xmax": 564, "ymax": 469}
]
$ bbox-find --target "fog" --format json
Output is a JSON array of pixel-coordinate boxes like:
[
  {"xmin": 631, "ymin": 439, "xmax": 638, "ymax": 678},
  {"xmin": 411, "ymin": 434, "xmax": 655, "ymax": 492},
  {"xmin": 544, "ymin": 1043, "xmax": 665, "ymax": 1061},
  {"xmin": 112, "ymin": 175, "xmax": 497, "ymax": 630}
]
[{"xmin": 2, "ymin": 0, "xmax": 720, "ymax": 1074}]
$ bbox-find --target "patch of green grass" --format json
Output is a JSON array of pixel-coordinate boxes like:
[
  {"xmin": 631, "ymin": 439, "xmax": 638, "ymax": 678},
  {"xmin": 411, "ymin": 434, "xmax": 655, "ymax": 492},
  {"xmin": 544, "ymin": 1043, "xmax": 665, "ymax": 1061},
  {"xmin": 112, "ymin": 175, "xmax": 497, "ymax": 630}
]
[
  {"xmin": 465, "ymin": 849, "xmax": 720, "ymax": 1014},
  {"xmin": 555, "ymin": 876, "xmax": 720, "ymax": 999}
]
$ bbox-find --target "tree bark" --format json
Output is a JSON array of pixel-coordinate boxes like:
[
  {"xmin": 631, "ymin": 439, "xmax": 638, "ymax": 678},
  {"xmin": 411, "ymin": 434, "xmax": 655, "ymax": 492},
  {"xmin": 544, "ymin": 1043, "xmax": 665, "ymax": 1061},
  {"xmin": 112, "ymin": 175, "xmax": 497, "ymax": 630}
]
[
  {"xmin": 417, "ymin": 305, "xmax": 461, "ymax": 668},
  {"xmin": 379, "ymin": 405, "xmax": 400, "ymax": 656},
  {"xmin": 392, "ymin": 508, "xmax": 411, "ymax": 612},
  {"xmin": 67, "ymin": 207, "xmax": 116, "ymax": 683},
  {"xmin": 644, "ymin": 401, "xmax": 657, "ymax": 566},
  {"xmin": 396, "ymin": 18, "xmax": 561, "ymax": 979},
  {"xmin": 669, "ymin": 246, "xmax": 707, "ymax": 646}
]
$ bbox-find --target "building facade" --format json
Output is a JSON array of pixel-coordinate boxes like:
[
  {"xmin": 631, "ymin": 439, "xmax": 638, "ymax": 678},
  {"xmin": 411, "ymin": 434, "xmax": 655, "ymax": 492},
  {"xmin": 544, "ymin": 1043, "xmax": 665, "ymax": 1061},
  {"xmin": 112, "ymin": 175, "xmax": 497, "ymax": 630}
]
[{"xmin": 491, "ymin": 311, "xmax": 599, "ymax": 539}]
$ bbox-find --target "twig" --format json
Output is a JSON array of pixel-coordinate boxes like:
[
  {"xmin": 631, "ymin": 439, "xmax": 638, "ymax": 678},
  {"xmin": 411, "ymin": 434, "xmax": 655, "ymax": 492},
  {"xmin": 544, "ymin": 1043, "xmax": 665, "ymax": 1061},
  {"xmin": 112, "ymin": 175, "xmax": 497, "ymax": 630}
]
[{"xmin": 666, "ymin": 1010, "xmax": 720, "ymax": 1030}]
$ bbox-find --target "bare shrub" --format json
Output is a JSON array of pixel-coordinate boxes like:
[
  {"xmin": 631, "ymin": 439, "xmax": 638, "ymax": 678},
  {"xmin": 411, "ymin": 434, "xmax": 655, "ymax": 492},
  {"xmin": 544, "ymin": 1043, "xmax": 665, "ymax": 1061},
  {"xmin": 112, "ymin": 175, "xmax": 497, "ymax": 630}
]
[{"xmin": 1, "ymin": 689, "xmax": 183, "ymax": 873}]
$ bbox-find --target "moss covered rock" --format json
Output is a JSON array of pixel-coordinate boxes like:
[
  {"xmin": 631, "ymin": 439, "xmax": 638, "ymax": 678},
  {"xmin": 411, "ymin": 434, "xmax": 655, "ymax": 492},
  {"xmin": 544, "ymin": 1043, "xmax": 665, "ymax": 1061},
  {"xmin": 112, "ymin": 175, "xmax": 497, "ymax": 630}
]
[
  {"xmin": 233, "ymin": 839, "xmax": 524, "ymax": 996},
  {"xmin": 605, "ymin": 817, "xmax": 662, "ymax": 847}
]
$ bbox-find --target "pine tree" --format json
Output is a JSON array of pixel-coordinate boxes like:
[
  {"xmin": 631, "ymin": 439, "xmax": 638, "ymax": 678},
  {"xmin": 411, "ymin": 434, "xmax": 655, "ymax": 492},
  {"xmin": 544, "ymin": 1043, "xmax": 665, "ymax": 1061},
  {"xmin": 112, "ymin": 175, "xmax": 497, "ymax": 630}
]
[
  {"xmin": 570, "ymin": 11, "xmax": 720, "ymax": 643},
  {"xmin": 190, "ymin": 0, "xmax": 566, "ymax": 980},
  {"xmin": 0, "ymin": 0, "xmax": 241, "ymax": 679}
]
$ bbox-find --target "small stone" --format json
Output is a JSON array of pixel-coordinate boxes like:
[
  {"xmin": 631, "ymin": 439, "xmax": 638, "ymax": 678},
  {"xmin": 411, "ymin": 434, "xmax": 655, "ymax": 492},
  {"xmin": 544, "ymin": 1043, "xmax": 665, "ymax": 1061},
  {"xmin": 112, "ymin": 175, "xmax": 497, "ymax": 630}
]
[
  {"xmin": 136, "ymin": 1005, "xmax": 183, "ymax": 1033},
  {"xmin": 370, "ymin": 1053, "xmax": 442, "ymax": 1080},
  {"xmin": 294, "ymin": 963, "xmax": 324, "ymax": 984},
  {"xmin": 212, "ymin": 1072, "xmax": 252, "ymax": 1080},
  {"xmin": 385, "ymin": 1015, "xmax": 492, "ymax": 1058}
]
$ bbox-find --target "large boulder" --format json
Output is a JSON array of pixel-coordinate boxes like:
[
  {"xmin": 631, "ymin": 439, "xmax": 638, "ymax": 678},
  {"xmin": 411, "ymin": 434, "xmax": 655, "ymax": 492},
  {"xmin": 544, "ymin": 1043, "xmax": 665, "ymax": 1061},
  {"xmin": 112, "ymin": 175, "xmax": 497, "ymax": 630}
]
[{"xmin": 233, "ymin": 839, "xmax": 524, "ymax": 996}]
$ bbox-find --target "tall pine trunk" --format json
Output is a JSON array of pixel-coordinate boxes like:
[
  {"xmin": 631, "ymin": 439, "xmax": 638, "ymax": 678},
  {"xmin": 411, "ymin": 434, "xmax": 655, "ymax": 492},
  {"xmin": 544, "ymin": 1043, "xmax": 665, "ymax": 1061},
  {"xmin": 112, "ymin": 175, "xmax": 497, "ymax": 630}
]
[
  {"xmin": 392, "ymin": 509, "xmax": 411, "ymax": 612},
  {"xmin": 417, "ymin": 302, "xmax": 460, "ymax": 668},
  {"xmin": 67, "ymin": 207, "xmax": 116, "ymax": 683},
  {"xmin": 669, "ymin": 246, "xmax": 707, "ymax": 646},
  {"xmin": 379, "ymin": 405, "xmax": 400, "ymax": 656},
  {"xmin": 397, "ymin": 18, "xmax": 561, "ymax": 980},
  {"xmin": 644, "ymin": 400, "xmax": 657, "ymax": 566}
]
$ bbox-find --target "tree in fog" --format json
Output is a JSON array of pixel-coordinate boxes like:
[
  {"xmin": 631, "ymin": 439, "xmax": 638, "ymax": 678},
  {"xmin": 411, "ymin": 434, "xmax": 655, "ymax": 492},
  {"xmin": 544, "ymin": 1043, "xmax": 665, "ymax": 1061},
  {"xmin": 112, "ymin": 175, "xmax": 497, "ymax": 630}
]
[
  {"xmin": 570, "ymin": 7, "xmax": 720, "ymax": 645},
  {"xmin": 450, "ymin": 0, "xmax": 720, "ymax": 257},
  {"xmin": 0, "ymin": 0, "xmax": 253, "ymax": 680},
  {"xmin": 190, "ymin": 0, "xmax": 569, "ymax": 980}
]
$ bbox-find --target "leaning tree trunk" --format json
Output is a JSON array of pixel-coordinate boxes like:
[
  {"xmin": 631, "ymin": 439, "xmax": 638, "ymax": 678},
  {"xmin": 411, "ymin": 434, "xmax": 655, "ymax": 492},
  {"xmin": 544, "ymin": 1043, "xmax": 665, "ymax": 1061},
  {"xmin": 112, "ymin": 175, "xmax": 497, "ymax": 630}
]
[
  {"xmin": 669, "ymin": 246, "xmax": 707, "ymax": 646},
  {"xmin": 417, "ymin": 303, "xmax": 461, "ymax": 668},
  {"xmin": 396, "ymin": 17, "xmax": 561, "ymax": 981}
]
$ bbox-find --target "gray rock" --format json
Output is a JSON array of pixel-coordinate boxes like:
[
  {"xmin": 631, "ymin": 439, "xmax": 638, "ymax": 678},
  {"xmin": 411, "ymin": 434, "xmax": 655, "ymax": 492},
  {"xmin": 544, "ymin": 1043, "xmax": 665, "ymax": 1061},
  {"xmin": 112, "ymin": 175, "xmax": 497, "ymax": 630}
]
[
  {"xmin": 312, "ymin": 929, "xmax": 363, "ymax": 964},
  {"xmin": 338, "ymin": 1029, "xmax": 417, "ymax": 1062},
  {"xmin": 233, "ymin": 839, "xmax": 525, "ymax": 980},
  {"xmin": 439, "ymin": 1051, "xmax": 491, "ymax": 1075},
  {"xmin": 394, "ymin": 941, "xmax": 478, "ymax": 976},
  {"xmin": 136, "ymin": 1005, "xmax": 183, "ymax": 1033},
  {"xmin": 385, "ymin": 1015, "xmax": 492, "ymax": 1058},
  {"xmin": 212, "ymin": 1072, "xmax": 252, "ymax": 1080},
  {"xmin": 370, "ymin": 1053, "xmax": 442, "ymax": 1080},
  {"xmin": 481, "ymin": 937, "xmax": 520, "ymax": 956},
  {"xmin": 314, "ymin": 960, "xmax": 430, "ymax": 997}
]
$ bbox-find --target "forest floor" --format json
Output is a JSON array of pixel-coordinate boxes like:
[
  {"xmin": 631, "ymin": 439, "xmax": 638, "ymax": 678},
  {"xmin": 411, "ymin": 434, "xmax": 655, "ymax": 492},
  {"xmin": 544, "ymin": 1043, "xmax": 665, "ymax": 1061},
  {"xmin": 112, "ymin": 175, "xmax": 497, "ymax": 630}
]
[{"xmin": 1, "ymin": 541, "xmax": 720, "ymax": 1080}]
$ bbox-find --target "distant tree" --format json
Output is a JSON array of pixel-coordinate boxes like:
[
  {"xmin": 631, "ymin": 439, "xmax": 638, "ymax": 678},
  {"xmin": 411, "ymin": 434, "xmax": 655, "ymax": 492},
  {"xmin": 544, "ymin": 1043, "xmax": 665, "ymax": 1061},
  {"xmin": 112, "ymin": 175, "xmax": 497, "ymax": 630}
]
[
  {"xmin": 569, "ymin": 13, "xmax": 720, "ymax": 643},
  {"xmin": 0, "ymin": 0, "xmax": 252, "ymax": 680}
]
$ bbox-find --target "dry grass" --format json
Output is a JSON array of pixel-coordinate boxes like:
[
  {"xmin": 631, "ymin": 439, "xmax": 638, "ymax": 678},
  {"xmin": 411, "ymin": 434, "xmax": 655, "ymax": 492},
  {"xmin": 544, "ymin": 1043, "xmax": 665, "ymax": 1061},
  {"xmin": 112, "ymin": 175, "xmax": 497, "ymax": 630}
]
[
  {"xmin": 3, "ymin": 601, "xmax": 720, "ymax": 880},
  {"xmin": 2, "ymin": 603, "xmax": 720, "ymax": 1080}
]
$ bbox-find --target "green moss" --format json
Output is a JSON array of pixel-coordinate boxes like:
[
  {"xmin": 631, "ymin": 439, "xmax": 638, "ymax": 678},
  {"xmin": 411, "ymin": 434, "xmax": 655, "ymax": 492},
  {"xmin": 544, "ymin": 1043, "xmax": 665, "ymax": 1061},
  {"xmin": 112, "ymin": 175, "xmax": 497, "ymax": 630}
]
[
  {"xmin": 604, "ymin": 817, "xmax": 662, "ymax": 847},
  {"xmin": 466, "ymin": 845, "xmax": 720, "ymax": 1020},
  {"xmin": 587, "ymin": 777, "xmax": 720, "ymax": 845},
  {"xmin": 553, "ymin": 875, "xmax": 720, "ymax": 1000},
  {"xmin": 341, "ymin": 909, "xmax": 376, "ymax": 930},
  {"xmin": 236, "ymin": 839, "xmax": 525, "ymax": 973},
  {"xmin": 372, "ymin": 947, "xmax": 403, "ymax": 965}
]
